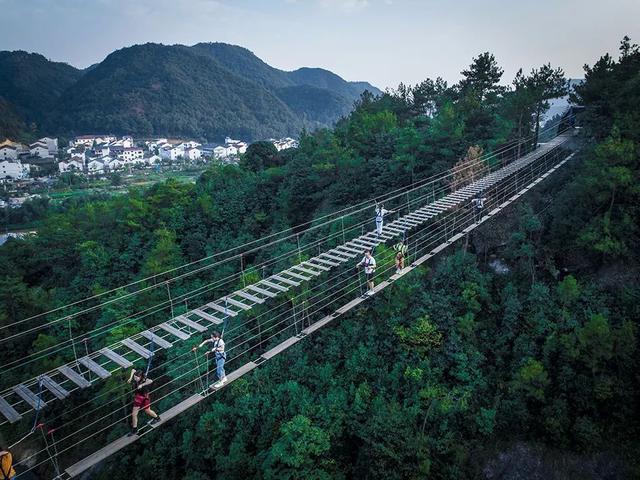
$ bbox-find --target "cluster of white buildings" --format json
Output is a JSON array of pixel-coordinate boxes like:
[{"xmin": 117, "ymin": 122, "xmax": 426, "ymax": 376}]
[
  {"xmin": 0, "ymin": 137, "xmax": 59, "ymax": 180},
  {"xmin": 153, "ymin": 137, "xmax": 251, "ymax": 162},
  {"xmin": 0, "ymin": 133, "xmax": 300, "ymax": 181},
  {"xmin": 61, "ymin": 135, "xmax": 160, "ymax": 174}
]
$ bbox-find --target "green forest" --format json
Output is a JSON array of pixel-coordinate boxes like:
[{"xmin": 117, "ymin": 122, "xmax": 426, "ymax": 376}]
[{"xmin": 1, "ymin": 37, "xmax": 639, "ymax": 479}]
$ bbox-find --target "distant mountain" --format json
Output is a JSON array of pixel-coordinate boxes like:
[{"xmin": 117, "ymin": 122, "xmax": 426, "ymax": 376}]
[
  {"xmin": 50, "ymin": 43, "xmax": 302, "ymax": 141},
  {"xmin": 0, "ymin": 51, "xmax": 82, "ymax": 140},
  {"xmin": 0, "ymin": 43, "xmax": 381, "ymax": 142},
  {"xmin": 190, "ymin": 42, "xmax": 380, "ymax": 101}
]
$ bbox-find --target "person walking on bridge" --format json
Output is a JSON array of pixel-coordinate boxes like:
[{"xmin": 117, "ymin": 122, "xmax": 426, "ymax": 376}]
[
  {"xmin": 375, "ymin": 204, "xmax": 395, "ymax": 237},
  {"xmin": 357, "ymin": 249, "xmax": 377, "ymax": 297},
  {"xmin": 393, "ymin": 239, "xmax": 408, "ymax": 274},
  {"xmin": 0, "ymin": 447, "xmax": 16, "ymax": 480},
  {"xmin": 471, "ymin": 195, "xmax": 487, "ymax": 223},
  {"xmin": 127, "ymin": 369, "xmax": 161, "ymax": 436},
  {"xmin": 193, "ymin": 331, "xmax": 227, "ymax": 389}
]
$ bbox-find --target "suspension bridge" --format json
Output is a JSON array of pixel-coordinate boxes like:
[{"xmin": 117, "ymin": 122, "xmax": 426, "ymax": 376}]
[{"xmin": 0, "ymin": 121, "xmax": 578, "ymax": 479}]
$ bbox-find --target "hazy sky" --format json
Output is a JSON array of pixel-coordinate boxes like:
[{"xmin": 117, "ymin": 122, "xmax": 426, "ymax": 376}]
[{"xmin": 1, "ymin": 0, "xmax": 639, "ymax": 89}]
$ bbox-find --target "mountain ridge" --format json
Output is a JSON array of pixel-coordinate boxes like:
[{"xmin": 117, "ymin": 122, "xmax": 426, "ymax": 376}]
[{"xmin": 0, "ymin": 43, "xmax": 381, "ymax": 142}]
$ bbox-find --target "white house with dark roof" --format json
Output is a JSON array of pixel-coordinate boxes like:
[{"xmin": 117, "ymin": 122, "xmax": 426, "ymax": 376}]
[
  {"xmin": 59, "ymin": 159, "xmax": 84, "ymax": 173},
  {"xmin": 29, "ymin": 142, "xmax": 49, "ymax": 158},
  {"xmin": 118, "ymin": 147, "xmax": 144, "ymax": 163},
  {"xmin": 87, "ymin": 159, "xmax": 106, "ymax": 173},
  {"xmin": 94, "ymin": 145, "xmax": 110, "ymax": 157},
  {"xmin": 0, "ymin": 159, "xmax": 30, "ymax": 179},
  {"xmin": 0, "ymin": 145, "xmax": 18, "ymax": 160},
  {"xmin": 38, "ymin": 137, "xmax": 58, "ymax": 154},
  {"xmin": 159, "ymin": 145, "xmax": 184, "ymax": 161},
  {"xmin": 73, "ymin": 135, "xmax": 115, "ymax": 147},
  {"xmin": 185, "ymin": 147, "xmax": 202, "ymax": 161},
  {"xmin": 106, "ymin": 158, "xmax": 124, "ymax": 170},
  {"xmin": 213, "ymin": 146, "xmax": 227, "ymax": 159},
  {"xmin": 271, "ymin": 137, "xmax": 299, "ymax": 151}
]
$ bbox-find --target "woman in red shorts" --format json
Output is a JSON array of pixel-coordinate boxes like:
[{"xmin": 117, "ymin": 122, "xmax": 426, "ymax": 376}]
[{"xmin": 127, "ymin": 369, "xmax": 160, "ymax": 436}]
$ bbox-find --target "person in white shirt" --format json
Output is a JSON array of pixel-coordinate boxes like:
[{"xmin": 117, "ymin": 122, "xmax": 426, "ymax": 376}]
[
  {"xmin": 356, "ymin": 249, "xmax": 377, "ymax": 296},
  {"xmin": 375, "ymin": 204, "xmax": 395, "ymax": 236},
  {"xmin": 471, "ymin": 195, "xmax": 487, "ymax": 223},
  {"xmin": 192, "ymin": 331, "xmax": 227, "ymax": 388}
]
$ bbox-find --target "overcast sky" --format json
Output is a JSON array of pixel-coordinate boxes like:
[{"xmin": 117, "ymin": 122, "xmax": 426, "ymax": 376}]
[{"xmin": 1, "ymin": 0, "xmax": 639, "ymax": 89}]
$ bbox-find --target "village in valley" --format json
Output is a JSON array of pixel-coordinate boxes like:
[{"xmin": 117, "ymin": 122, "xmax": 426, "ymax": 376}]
[{"xmin": 0, "ymin": 134, "xmax": 298, "ymax": 208}]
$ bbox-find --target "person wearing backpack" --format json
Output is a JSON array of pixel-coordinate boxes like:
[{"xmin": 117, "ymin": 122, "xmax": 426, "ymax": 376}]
[
  {"xmin": 356, "ymin": 249, "xmax": 377, "ymax": 296},
  {"xmin": 393, "ymin": 239, "xmax": 408, "ymax": 274},
  {"xmin": 0, "ymin": 447, "xmax": 16, "ymax": 480},
  {"xmin": 127, "ymin": 369, "xmax": 161, "ymax": 436},
  {"xmin": 192, "ymin": 331, "xmax": 227, "ymax": 388}
]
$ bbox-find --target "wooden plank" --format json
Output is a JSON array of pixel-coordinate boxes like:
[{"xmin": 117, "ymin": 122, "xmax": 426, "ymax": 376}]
[
  {"xmin": 235, "ymin": 290, "xmax": 265, "ymax": 304},
  {"xmin": 65, "ymin": 434, "xmax": 138, "ymax": 478},
  {"xmin": 302, "ymin": 315, "xmax": 336, "ymax": 335},
  {"xmin": 158, "ymin": 322, "xmax": 191, "ymax": 340},
  {"xmin": 40, "ymin": 375, "xmax": 70, "ymax": 400},
  {"xmin": 403, "ymin": 216, "xmax": 427, "ymax": 224},
  {"xmin": 271, "ymin": 274, "xmax": 300, "ymax": 286},
  {"xmin": 58, "ymin": 366, "xmax": 91, "ymax": 389},
  {"xmin": 335, "ymin": 295, "xmax": 366, "ymax": 314},
  {"xmin": 347, "ymin": 243, "xmax": 374, "ymax": 254},
  {"xmin": 336, "ymin": 245, "xmax": 366, "ymax": 255},
  {"xmin": 261, "ymin": 279, "xmax": 289, "ymax": 292},
  {"xmin": 396, "ymin": 218, "xmax": 421, "ymax": 226},
  {"xmin": 385, "ymin": 222, "xmax": 408, "ymax": 230},
  {"xmin": 247, "ymin": 284, "xmax": 279, "ymax": 297},
  {"xmin": 13, "ymin": 384, "xmax": 47, "ymax": 409},
  {"xmin": 283, "ymin": 270, "xmax": 311, "ymax": 281},
  {"xmin": 365, "ymin": 231, "xmax": 394, "ymax": 240},
  {"xmin": 78, "ymin": 357, "xmax": 112, "ymax": 379},
  {"xmin": 151, "ymin": 393, "xmax": 204, "ymax": 426},
  {"xmin": 261, "ymin": 336, "xmax": 302, "ymax": 360},
  {"xmin": 320, "ymin": 253, "xmax": 349, "ymax": 263},
  {"xmin": 302, "ymin": 261, "xmax": 330, "ymax": 272},
  {"xmin": 193, "ymin": 307, "xmax": 225, "ymax": 323},
  {"xmin": 310, "ymin": 257, "xmax": 340, "ymax": 267},
  {"xmin": 292, "ymin": 265, "xmax": 322, "ymax": 276},
  {"xmin": 418, "ymin": 208, "xmax": 441, "ymax": 215},
  {"xmin": 449, "ymin": 193, "xmax": 468, "ymax": 200},
  {"xmin": 121, "ymin": 339, "xmax": 154, "ymax": 360},
  {"xmin": 393, "ymin": 221, "xmax": 417, "ymax": 229},
  {"xmin": 349, "ymin": 238, "xmax": 376, "ymax": 247},
  {"xmin": 224, "ymin": 297, "xmax": 253, "ymax": 311},
  {"xmin": 140, "ymin": 330, "xmax": 173, "ymax": 349},
  {"xmin": 224, "ymin": 361, "xmax": 258, "ymax": 383},
  {"xmin": 175, "ymin": 315, "xmax": 208, "ymax": 333},
  {"xmin": 350, "ymin": 238, "xmax": 377, "ymax": 248},
  {"xmin": 447, "ymin": 232, "xmax": 465, "ymax": 243},
  {"xmin": 383, "ymin": 226, "xmax": 405, "ymax": 233},
  {"xmin": 399, "ymin": 218, "xmax": 421, "ymax": 225},
  {"xmin": 0, "ymin": 396, "xmax": 21, "ymax": 424},
  {"xmin": 100, "ymin": 348, "xmax": 133, "ymax": 368},
  {"xmin": 331, "ymin": 247, "xmax": 357, "ymax": 258},
  {"xmin": 430, "ymin": 243, "xmax": 448, "ymax": 255}
]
